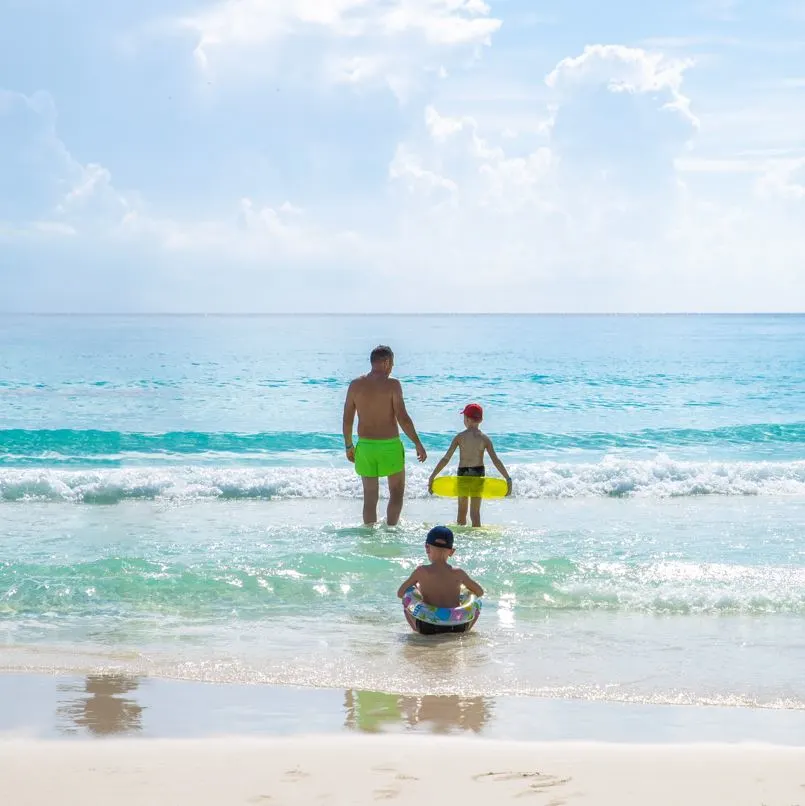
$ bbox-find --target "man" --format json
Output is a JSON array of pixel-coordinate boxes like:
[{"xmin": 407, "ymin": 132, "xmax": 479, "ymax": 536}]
[{"xmin": 343, "ymin": 345, "xmax": 427, "ymax": 526}]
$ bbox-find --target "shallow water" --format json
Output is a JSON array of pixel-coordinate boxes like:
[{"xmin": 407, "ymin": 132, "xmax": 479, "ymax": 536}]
[{"xmin": 1, "ymin": 315, "xmax": 804, "ymax": 709}]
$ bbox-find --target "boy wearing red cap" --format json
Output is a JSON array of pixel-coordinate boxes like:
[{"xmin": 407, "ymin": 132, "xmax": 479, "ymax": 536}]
[{"xmin": 428, "ymin": 403, "xmax": 512, "ymax": 527}]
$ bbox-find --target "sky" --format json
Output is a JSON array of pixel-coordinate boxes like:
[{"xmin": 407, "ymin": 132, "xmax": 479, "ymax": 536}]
[{"xmin": 1, "ymin": 0, "xmax": 804, "ymax": 312}]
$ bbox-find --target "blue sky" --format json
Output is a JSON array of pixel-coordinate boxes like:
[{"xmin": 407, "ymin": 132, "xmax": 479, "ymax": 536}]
[{"xmin": 1, "ymin": 0, "xmax": 804, "ymax": 312}]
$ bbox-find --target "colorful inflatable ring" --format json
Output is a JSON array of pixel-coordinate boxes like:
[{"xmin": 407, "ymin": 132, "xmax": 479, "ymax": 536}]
[{"xmin": 402, "ymin": 586, "xmax": 481, "ymax": 627}]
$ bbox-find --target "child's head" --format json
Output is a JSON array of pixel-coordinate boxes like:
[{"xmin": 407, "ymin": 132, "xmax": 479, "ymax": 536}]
[
  {"xmin": 425, "ymin": 525, "xmax": 455, "ymax": 562},
  {"xmin": 462, "ymin": 402, "xmax": 483, "ymax": 428}
]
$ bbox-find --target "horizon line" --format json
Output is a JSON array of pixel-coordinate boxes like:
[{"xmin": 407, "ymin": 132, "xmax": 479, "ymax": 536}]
[{"xmin": 1, "ymin": 311, "xmax": 803, "ymax": 317}]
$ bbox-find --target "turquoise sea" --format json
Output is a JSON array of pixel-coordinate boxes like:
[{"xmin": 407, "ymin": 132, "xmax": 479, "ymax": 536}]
[{"xmin": 1, "ymin": 315, "xmax": 804, "ymax": 709}]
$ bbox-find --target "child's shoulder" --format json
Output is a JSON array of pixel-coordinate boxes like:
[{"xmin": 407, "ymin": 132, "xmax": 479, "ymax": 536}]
[{"xmin": 455, "ymin": 427, "xmax": 485, "ymax": 440}]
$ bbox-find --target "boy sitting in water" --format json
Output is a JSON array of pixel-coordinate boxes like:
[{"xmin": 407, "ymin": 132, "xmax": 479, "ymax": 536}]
[
  {"xmin": 397, "ymin": 526, "xmax": 484, "ymax": 635},
  {"xmin": 428, "ymin": 403, "xmax": 512, "ymax": 527}
]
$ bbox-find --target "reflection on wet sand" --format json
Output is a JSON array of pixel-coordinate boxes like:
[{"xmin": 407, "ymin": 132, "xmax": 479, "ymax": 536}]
[
  {"xmin": 400, "ymin": 694, "xmax": 492, "ymax": 734},
  {"xmin": 344, "ymin": 690, "xmax": 493, "ymax": 734},
  {"xmin": 57, "ymin": 674, "xmax": 144, "ymax": 736}
]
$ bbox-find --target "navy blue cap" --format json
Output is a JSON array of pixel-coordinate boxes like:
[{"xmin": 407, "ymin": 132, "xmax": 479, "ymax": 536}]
[{"xmin": 426, "ymin": 525, "xmax": 454, "ymax": 549}]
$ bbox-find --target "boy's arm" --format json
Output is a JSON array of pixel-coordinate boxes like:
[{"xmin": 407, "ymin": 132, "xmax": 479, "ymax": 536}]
[
  {"xmin": 342, "ymin": 381, "xmax": 357, "ymax": 463},
  {"xmin": 391, "ymin": 380, "xmax": 426, "ymax": 462},
  {"xmin": 484, "ymin": 435, "xmax": 512, "ymax": 496},
  {"xmin": 458, "ymin": 570, "xmax": 484, "ymax": 598},
  {"xmin": 427, "ymin": 436, "xmax": 460, "ymax": 493},
  {"xmin": 397, "ymin": 567, "xmax": 422, "ymax": 598}
]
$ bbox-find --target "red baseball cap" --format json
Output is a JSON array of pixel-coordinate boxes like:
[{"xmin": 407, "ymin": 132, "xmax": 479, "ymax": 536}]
[{"xmin": 462, "ymin": 403, "xmax": 483, "ymax": 420}]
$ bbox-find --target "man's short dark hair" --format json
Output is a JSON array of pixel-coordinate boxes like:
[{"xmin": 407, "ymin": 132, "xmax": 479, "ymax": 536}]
[{"xmin": 370, "ymin": 345, "xmax": 394, "ymax": 364}]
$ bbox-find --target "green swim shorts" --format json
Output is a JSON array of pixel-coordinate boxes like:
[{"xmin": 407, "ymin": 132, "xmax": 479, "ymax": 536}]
[{"xmin": 354, "ymin": 437, "xmax": 405, "ymax": 478}]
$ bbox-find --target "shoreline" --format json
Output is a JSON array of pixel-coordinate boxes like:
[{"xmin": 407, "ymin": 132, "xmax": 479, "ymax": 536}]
[{"xmin": 3, "ymin": 672, "xmax": 805, "ymax": 746}]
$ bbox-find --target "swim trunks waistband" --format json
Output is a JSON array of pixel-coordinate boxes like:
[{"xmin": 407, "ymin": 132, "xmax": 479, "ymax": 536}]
[
  {"xmin": 355, "ymin": 437, "xmax": 402, "ymax": 444},
  {"xmin": 354, "ymin": 437, "xmax": 405, "ymax": 478},
  {"xmin": 457, "ymin": 465, "xmax": 485, "ymax": 477}
]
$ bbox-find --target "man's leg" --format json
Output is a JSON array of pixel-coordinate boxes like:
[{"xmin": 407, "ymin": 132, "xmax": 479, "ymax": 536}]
[
  {"xmin": 457, "ymin": 497, "xmax": 468, "ymax": 526},
  {"xmin": 470, "ymin": 497, "xmax": 482, "ymax": 528},
  {"xmin": 362, "ymin": 476, "xmax": 380, "ymax": 525},
  {"xmin": 386, "ymin": 470, "xmax": 405, "ymax": 526}
]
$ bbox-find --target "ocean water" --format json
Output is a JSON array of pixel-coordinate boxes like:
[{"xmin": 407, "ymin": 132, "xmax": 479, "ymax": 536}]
[{"xmin": 1, "ymin": 314, "xmax": 804, "ymax": 710}]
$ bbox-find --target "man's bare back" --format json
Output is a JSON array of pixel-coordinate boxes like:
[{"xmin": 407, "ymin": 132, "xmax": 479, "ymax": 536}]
[{"xmin": 349, "ymin": 373, "xmax": 401, "ymax": 440}]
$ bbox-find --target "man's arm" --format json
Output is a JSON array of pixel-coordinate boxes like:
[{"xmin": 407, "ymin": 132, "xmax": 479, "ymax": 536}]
[
  {"xmin": 484, "ymin": 435, "xmax": 512, "ymax": 496},
  {"xmin": 342, "ymin": 381, "xmax": 357, "ymax": 463},
  {"xmin": 391, "ymin": 380, "xmax": 427, "ymax": 462},
  {"xmin": 428, "ymin": 436, "xmax": 459, "ymax": 493},
  {"xmin": 397, "ymin": 567, "xmax": 422, "ymax": 598},
  {"xmin": 459, "ymin": 570, "xmax": 484, "ymax": 598}
]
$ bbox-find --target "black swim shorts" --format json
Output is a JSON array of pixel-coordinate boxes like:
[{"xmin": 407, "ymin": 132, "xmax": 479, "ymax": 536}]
[
  {"xmin": 457, "ymin": 466, "xmax": 485, "ymax": 477},
  {"xmin": 415, "ymin": 619, "xmax": 471, "ymax": 635}
]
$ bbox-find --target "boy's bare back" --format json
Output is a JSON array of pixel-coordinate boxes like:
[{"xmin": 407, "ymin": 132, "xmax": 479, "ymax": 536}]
[
  {"xmin": 399, "ymin": 562, "xmax": 483, "ymax": 608},
  {"xmin": 416, "ymin": 564, "xmax": 467, "ymax": 608},
  {"xmin": 455, "ymin": 428, "xmax": 490, "ymax": 468}
]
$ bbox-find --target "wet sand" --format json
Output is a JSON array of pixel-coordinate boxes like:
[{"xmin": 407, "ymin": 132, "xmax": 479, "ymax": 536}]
[{"xmin": 3, "ymin": 672, "xmax": 805, "ymax": 743}]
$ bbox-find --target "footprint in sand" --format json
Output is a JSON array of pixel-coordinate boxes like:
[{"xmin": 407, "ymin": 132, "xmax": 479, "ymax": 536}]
[
  {"xmin": 473, "ymin": 770, "xmax": 572, "ymax": 798},
  {"xmin": 372, "ymin": 787, "xmax": 400, "ymax": 800},
  {"xmin": 282, "ymin": 767, "xmax": 310, "ymax": 783},
  {"xmin": 369, "ymin": 764, "xmax": 419, "ymax": 799}
]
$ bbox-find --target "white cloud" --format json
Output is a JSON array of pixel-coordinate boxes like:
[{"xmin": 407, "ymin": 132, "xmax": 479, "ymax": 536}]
[
  {"xmin": 5, "ymin": 32, "xmax": 805, "ymax": 313},
  {"xmin": 389, "ymin": 144, "xmax": 458, "ymax": 201},
  {"xmin": 121, "ymin": 197, "xmax": 364, "ymax": 260},
  {"xmin": 0, "ymin": 89, "xmax": 361, "ymax": 268},
  {"xmin": 177, "ymin": 0, "xmax": 501, "ymax": 96},
  {"xmin": 546, "ymin": 44, "xmax": 698, "ymax": 128},
  {"xmin": 372, "ymin": 44, "xmax": 805, "ymax": 311},
  {"xmin": 424, "ymin": 104, "xmax": 469, "ymax": 140}
]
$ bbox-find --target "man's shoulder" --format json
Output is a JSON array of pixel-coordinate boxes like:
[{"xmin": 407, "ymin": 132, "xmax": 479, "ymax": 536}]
[
  {"xmin": 382, "ymin": 377, "xmax": 402, "ymax": 396},
  {"xmin": 351, "ymin": 374, "xmax": 399, "ymax": 388},
  {"xmin": 349, "ymin": 374, "xmax": 373, "ymax": 389}
]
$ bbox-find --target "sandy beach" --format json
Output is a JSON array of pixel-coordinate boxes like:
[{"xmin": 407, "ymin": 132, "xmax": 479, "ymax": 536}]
[{"xmin": 2, "ymin": 735, "xmax": 804, "ymax": 805}]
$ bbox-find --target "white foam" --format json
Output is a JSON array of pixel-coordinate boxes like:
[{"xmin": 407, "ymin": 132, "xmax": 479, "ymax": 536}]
[{"xmin": 1, "ymin": 455, "xmax": 805, "ymax": 503}]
